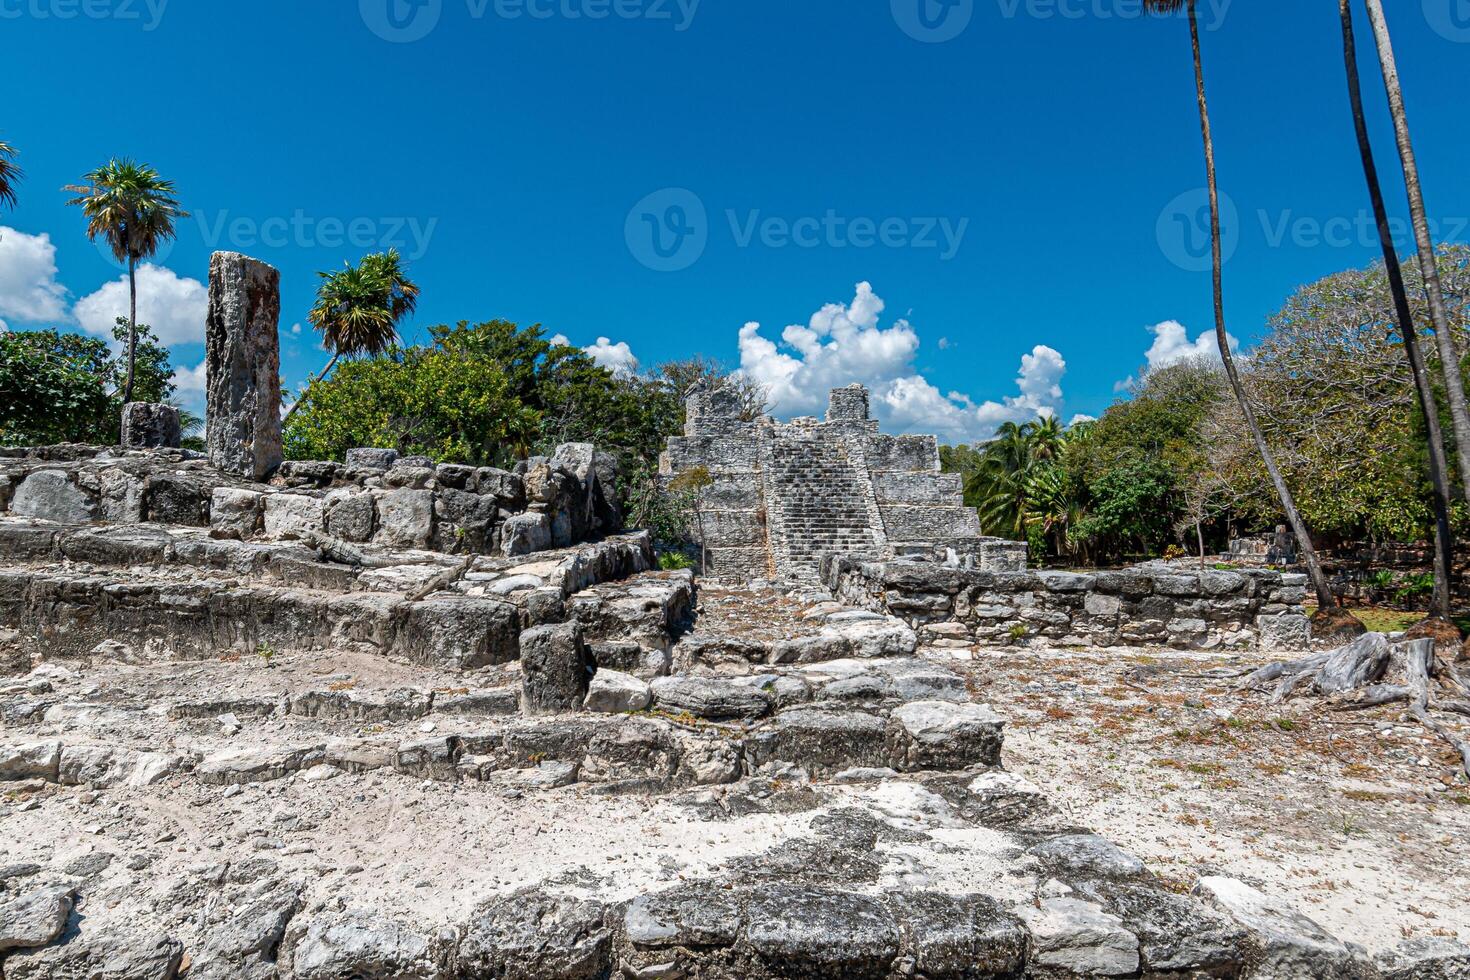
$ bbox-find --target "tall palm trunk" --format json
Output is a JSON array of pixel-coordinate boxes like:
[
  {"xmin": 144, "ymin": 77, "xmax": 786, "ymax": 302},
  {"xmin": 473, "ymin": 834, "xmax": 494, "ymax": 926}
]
[
  {"xmin": 281, "ymin": 353, "xmax": 341, "ymax": 426},
  {"xmin": 1362, "ymin": 0, "xmax": 1470, "ymax": 505},
  {"xmin": 1185, "ymin": 0, "xmax": 1337, "ymax": 609},
  {"xmin": 1341, "ymin": 0, "xmax": 1453, "ymax": 620},
  {"xmin": 122, "ymin": 236, "xmax": 138, "ymax": 405}
]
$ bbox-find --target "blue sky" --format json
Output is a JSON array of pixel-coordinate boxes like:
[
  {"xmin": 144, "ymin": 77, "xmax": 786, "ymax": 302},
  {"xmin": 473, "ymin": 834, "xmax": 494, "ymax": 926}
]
[{"xmin": 3, "ymin": 0, "xmax": 1468, "ymax": 443}]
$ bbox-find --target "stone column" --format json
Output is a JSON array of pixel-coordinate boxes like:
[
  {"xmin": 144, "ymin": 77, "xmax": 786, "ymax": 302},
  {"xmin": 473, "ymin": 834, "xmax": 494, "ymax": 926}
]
[
  {"xmin": 120, "ymin": 402, "xmax": 181, "ymax": 449},
  {"xmin": 519, "ymin": 623, "xmax": 592, "ymax": 715},
  {"xmin": 205, "ymin": 252, "xmax": 282, "ymax": 480}
]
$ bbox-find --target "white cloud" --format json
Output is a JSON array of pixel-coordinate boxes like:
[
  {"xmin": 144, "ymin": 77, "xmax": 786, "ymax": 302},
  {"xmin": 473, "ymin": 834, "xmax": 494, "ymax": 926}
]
[
  {"xmin": 585, "ymin": 336, "xmax": 640, "ymax": 377},
  {"xmin": 734, "ymin": 282, "xmax": 1068, "ymax": 444},
  {"xmin": 0, "ymin": 227, "xmax": 69, "ymax": 323},
  {"xmin": 1143, "ymin": 319, "xmax": 1236, "ymax": 372},
  {"xmin": 171, "ymin": 359, "xmax": 209, "ymax": 415},
  {"xmin": 74, "ymin": 263, "xmax": 208, "ymax": 347},
  {"xmin": 1068, "ymin": 413, "xmax": 1096, "ymax": 426},
  {"xmin": 548, "ymin": 333, "xmax": 570, "ymax": 347},
  {"xmin": 290, "ymin": 322, "xmax": 303, "ymax": 336}
]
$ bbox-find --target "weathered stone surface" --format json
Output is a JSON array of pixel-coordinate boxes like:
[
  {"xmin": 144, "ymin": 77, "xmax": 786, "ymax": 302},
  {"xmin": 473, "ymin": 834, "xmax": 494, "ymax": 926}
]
[
  {"xmin": 1259, "ymin": 613, "xmax": 1313, "ymax": 653},
  {"xmin": 1030, "ymin": 833, "xmax": 1147, "ymax": 880},
  {"xmin": 206, "ymin": 251, "xmax": 282, "ymax": 480},
  {"xmin": 120, "ymin": 402, "xmax": 182, "ymax": 449},
  {"xmin": 0, "ymin": 740, "xmax": 61, "ymax": 781},
  {"xmin": 0, "ymin": 884, "xmax": 74, "ymax": 951},
  {"xmin": 210, "ymin": 487, "xmax": 264, "ymax": 538},
  {"xmin": 323, "ymin": 488, "xmax": 376, "ymax": 542},
  {"xmin": 650, "ymin": 676, "xmax": 771, "ymax": 720},
  {"xmin": 345, "ymin": 447, "xmax": 398, "ymax": 471},
  {"xmin": 520, "ymin": 622, "xmax": 593, "ymax": 715},
  {"xmin": 743, "ymin": 885, "xmax": 900, "ymax": 979},
  {"xmin": 289, "ymin": 911, "xmax": 433, "ymax": 979},
  {"xmin": 1196, "ymin": 875, "xmax": 1373, "ymax": 978},
  {"xmin": 502, "ymin": 512, "xmax": 551, "ymax": 557},
  {"xmin": 262, "ymin": 492, "xmax": 324, "ymax": 540},
  {"xmin": 584, "ymin": 668, "xmax": 652, "ymax": 713},
  {"xmin": 10, "ymin": 470, "xmax": 95, "ymax": 523},
  {"xmin": 1378, "ymin": 937, "xmax": 1470, "ymax": 980},
  {"xmin": 890, "ymin": 700, "xmax": 1003, "ymax": 771},
  {"xmin": 746, "ymin": 708, "xmax": 890, "ymax": 775},
  {"xmin": 1019, "ymin": 896, "xmax": 1140, "ymax": 977},
  {"xmin": 375, "ymin": 488, "xmax": 434, "ymax": 549},
  {"xmin": 456, "ymin": 891, "xmax": 610, "ymax": 978}
]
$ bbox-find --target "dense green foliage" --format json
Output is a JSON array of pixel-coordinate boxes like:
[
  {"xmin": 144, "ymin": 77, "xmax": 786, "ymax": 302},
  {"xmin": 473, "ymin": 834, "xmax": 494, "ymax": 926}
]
[
  {"xmin": 284, "ymin": 320, "xmax": 685, "ymax": 472},
  {"xmin": 0, "ymin": 320, "xmax": 180, "ymax": 446}
]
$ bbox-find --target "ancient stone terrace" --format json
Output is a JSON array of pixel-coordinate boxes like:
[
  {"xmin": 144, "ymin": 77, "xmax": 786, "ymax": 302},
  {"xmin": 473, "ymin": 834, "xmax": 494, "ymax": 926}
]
[{"xmin": 660, "ymin": 383, "xmax": 1025, "ymax": 584}]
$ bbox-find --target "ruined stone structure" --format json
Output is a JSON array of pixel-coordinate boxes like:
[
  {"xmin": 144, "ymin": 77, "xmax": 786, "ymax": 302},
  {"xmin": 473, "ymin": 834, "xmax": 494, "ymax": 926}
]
[
  {"xmin": 826, "ymin": 556, "xmax": 1311, "ymax": 652},
  {"xmin": 661, "ymin": 383, "xmax": 1025, "ymax": 583},
  {"xmin": 119, "ymin": 402, "xmax": 181, "ymax": 450},
  {"xmin": 3, "ymin": 256, "xmax": 1449, "ymax": 980},
  {"xmin": 205, "ymin": 251, "xmax": 283, "ymax": 480}
]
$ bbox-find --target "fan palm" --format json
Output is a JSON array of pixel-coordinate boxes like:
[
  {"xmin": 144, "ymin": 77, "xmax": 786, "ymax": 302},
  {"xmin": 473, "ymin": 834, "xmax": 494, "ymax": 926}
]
[
  {"xmin": 1339, "ymin": 0, "xmax": 1454, "ymax": 621},
  {"xmin": 1144, "ymin": 0, "xmax": 1338, "ymax": 611},
  {"xmin": 64, "ymin": 160, "xmax": 188, "ymax": 403},
  {"xmin": 0, "ymin": 140, "xmax": 21, "ymax": 212},
  {"xmin": 285, "ymin": 249, "xmax": 420, "ymax": 425}
]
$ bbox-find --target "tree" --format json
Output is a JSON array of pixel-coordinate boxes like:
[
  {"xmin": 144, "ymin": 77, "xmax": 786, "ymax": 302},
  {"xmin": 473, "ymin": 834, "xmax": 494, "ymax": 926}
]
[
  {"xmin": 0, "ymin": 139, "xmax": 21, "ymax": 212},
  {"xmin": 1339, "ymin": 0, "xmax": 1454, "ymax": 622},
  {"xmin": 1360, "ymin": 0, "xmax": 1470, "ymax": 510},
  {"xmin": 425, "ymin": 319, "xmax": 683, "ymax": 471},
  {"xmin": 1144, "ymin": 0, "xmax": 1339, "ymax": 613},
  {"xmin": 283, "ymin": 347, "xmax": 538, "ymax": 465},
  {"xmin": 0, "ymin": 322, "xmax": 180, "ymax": 445},
  {"xmin": 284, "ymin": 250, "xmax": 420, "ymax": 425},
  {"xmin": 64, "ymin": 160, "xmax": 188, "ymax": 404}
]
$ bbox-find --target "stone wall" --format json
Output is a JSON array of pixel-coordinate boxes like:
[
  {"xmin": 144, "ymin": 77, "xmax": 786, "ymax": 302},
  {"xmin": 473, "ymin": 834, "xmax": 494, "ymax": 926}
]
[
  {"xmin": 0, "ymin": 442, "xmax": 621, "ymax": 559},
  {"xmin": 660, "ymin": 383, "xmax": 1024, "ymax": 583},
  {"xmin": 823, "ymin": 556, "xmax": 1310, "ymax": 651}
]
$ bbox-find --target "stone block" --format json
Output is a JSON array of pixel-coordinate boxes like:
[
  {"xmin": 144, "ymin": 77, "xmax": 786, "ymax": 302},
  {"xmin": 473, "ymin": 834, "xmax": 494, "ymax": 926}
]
[
  {"xmin": 210, "ymin": 487, "xmax": 265, "ymax": 539},
  {"xmin": 142, "ymin": 473, "xmax": 212, "ymax": 525},
  {"xmin": 323, "ymin": 488, "xmax": 375, "ymax": 542},
  {"xmin": 262, "ymin": 493, "xmax": 324, "ymax": 540},
  {"xmin": 374, "ymin": 488, "xmax": 434, "ymax": 549},
  {"xmin": 119, "ymin": 402, "xmax": 181, "ymax": 449},
  {"xmin": 475, "ymin": 468, "xmax": 525, "ymax": 508},
  {"xmin": 344, "ymin": 448, "xmax": 398, "ymax": 471},
  {"xmin": 10, "ymin": 471, "xmax": 95, "ymax": 523},
  {"xmin": 520, "ymin": 622, "xmax": 592, "ymax": 715},
  {"xmin": 205, "ymin": 251, "xmax": 282, "ymax": 479},
  {"xmin": 1258, "ymin": 613, "xmax": 1311, "ymax": 653},
  {"xmin": 501, "ymin": 513, "xmax": 551, "ymax": 557}
]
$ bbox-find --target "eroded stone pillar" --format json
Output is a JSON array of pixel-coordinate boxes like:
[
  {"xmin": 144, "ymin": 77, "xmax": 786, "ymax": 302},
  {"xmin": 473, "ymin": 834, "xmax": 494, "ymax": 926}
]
[{"xmin": 206, "ymin": 252, "xmax": 282, "ymax": 479}]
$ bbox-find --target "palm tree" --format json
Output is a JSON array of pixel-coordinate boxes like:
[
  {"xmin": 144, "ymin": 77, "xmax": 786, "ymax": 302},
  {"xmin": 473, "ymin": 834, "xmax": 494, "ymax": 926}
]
[
  {"xmin": 967, "ymin": 421, "xmax": 1035, "ymax": 538},
  {"xmin": 1028, "ymin": 414, "xmax": 1065, "ymax": 462},
  {"xmin": 64, "ymin": 160, "xmax": 188, "ymax": 403},
  {"xmin": 284, "ymin": 249, "xmax": 420, "ymax": 425},
  {"xmin": 1360, "ymin": 0, "xmax": 1470, "ymax": 508},
  {"xmin": 1144, "ymin": 0, "xmax": 1339, "ymax": 613},
  {"xmin": 1340, "ymin": 0, "xmax": 1454, "ymax": 622},
  {"xmin": 0, "ymin": 140, "xmax": 22, "ymax": 212}
]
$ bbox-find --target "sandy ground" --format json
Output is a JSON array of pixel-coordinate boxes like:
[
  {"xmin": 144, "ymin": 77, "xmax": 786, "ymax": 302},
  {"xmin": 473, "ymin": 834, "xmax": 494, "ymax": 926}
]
[{"xmin": 960, "ymin": 643, "xmax": 1470, "ymax": 953}]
